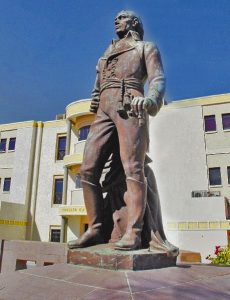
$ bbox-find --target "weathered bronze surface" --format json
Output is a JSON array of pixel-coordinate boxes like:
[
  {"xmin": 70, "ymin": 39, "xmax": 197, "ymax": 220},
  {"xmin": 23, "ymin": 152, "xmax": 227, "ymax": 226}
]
[{"xmin": 68, "ymin": 10, "xmax": 178, "ymax": 255}]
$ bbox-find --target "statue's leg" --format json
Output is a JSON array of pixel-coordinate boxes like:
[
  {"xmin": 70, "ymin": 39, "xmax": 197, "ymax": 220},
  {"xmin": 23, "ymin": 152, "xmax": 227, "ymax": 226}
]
[
  {"xmin": 145, "ymin": 165, "xmax": 179, "ymax": 255},
  {"xmin": 114, "ymin": 115, "xmax": 148, "ymax": 250},
  {"xmin": 115, "ymin": 178, "xmax": 147, "ymax": 250},
  {"xmin": 145, "ymin": 165, "xmax": 166, "ymax": 240},
  {"xmin": 68, "ymin": 108, "xmax": 115, "ymax": 249}
]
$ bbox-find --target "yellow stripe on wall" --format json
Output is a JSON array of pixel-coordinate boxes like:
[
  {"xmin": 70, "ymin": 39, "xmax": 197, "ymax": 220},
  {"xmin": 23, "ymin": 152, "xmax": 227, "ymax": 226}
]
[
  {"xmin": 167, "ymin": 220, "xmax": 230, "ymax": 230},
  {"xmin": 0, "ymin": 121, "xmax": 37, "ymax": 131},
  {"xmin": 0, "ymin": 219, "xmax": 29, "ymax": 226}
]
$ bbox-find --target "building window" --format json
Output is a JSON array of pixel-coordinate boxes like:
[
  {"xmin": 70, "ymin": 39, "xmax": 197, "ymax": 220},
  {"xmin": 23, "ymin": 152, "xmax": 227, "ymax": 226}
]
[
  {"xmin": 222, "ymin": 113, "xmax": 230, "ymax": 130},
  {"xmin": 84, "ymin": 224, "xmax": 88, "ymax": 232},
  {"xmin": 56, "ymin": 135, "xmax": 66, "ymax": 160},
  {"xmin": 209, "ymin": 167, "xmax": 221, "ymax": 186},
  {"xmin": 79, "ymin": 126, "xmax": 90, "ymax": 141},
  {"xmin": 0, "ymin": 139, "xmax": 7, "ymax": 152},
  {"xmin": 50, "ymin": 228, "xmax": 61, "ymax": 242},
  {"xmin": 204, "ymin": 115, "xmax": 216, "ymax": 132},
  {"xmin": 8, "ymin": 137, "xmax": 16, "ymax": 151},
  {"xmin": 75, "ymin": 173, "xmax": 82, "ymax": 189},
  {"xmin": 3, "ymin": 178, "xmax": 11, "ymax": 192},
  {"xmin": 227, "ymin": 167, "xmax": 230, "ymax": 184},
  {"xmin": 53, "ymin": 178, "xmax": 63, "ymax": 204},
  {"xmin": 225, "ymin": 199, "xmax": 230, "ymax": 220}
]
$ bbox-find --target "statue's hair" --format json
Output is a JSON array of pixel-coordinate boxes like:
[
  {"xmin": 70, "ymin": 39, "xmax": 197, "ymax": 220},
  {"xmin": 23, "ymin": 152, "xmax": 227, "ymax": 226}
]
[{"xmin": 116, "ymin": 10, "xmax": 144, "ymax": 40}]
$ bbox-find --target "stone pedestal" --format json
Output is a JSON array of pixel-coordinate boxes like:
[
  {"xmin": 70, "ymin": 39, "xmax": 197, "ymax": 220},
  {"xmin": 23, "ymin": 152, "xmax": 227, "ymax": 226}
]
[{"xmin": 68, "ymin": 243, "xmax": 177, "ymax": 271}]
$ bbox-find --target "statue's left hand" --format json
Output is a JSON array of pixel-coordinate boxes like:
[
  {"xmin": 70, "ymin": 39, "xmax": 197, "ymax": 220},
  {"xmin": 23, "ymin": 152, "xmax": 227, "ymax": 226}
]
[
  {"xmin": 90, "ymin": 98, "xmax": 100, "ymax": 113},
  {"xmin": 131, "ymin": 97, "xmax": 154, "ymax": 116}
]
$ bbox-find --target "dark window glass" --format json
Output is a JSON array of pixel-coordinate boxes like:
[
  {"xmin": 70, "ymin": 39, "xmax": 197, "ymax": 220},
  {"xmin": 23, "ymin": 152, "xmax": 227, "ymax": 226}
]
[
  {"xmin": 3, "ymin": 178, "xmax": 11, "ymax": 192},
  {"xmin": 209, "ymin": 168, "xmax": 221, "ymax": 186},
  {"xmin": 227, "ymin": 167, "xmax": 230, "ymax": 184},
  {"xmin": 0, "ymin": 139, "xmax": 7, "ymax": 152},
  {"xmin": 50, "ymin": 229, "xmax": 61, "ymax": 242},
  {"xmin": 204, "ymin": 115, "xmax": 216, "ymax": 132},
  {"xmin": 222, "ymin": 114, "xmax": 230, "ymax": 130},
  {"xmin": 8, "ymin": 137, "xmax": 16, "ymax": 151},
  {"xmin": 75, "ymin": 173, "xmax": 82, "ymax": 189},
  {"xmin": 53, "ymin": 178, "xmax": 63, "ymax": 204},
  {"xmin": 84, "ymin": 224, "xmax": 88, "ymax": 232},
  {"xmin": 56, "ymin": 136, "xmax": 66, "ymax": 160},
  {"xmin": 226, "ymin": 199, "xmax": 230, "ymax": 220},
  {"xmin": 79, "ymin": 126, "xmax": 90, "ymax": 141}
]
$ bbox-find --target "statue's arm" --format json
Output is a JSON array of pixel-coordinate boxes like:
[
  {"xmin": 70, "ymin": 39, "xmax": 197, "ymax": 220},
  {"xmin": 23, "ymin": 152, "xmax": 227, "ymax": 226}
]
[
  {"xmin": 131, "ymin": 43, "xmax": 166, "ymax": 117},
  {"xmin": 90, "ymin": 60, "xmax": 101, "ymax": 113},
  {"xmin": 144, "ymin": 42, "xmax": 166, "ymax": 116}
]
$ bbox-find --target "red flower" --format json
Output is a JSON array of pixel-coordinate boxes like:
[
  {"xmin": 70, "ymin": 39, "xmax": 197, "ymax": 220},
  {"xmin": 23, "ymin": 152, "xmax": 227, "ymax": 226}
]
[{"xmin": 214, "ymin": 246, "xmax": 221, "ymax": 255}]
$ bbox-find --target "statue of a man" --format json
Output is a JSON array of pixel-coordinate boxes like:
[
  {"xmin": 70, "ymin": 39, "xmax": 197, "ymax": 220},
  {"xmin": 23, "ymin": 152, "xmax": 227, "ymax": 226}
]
[{"xmin": 68, "ymin": 10, "xmax": 165, "ymax": 250}]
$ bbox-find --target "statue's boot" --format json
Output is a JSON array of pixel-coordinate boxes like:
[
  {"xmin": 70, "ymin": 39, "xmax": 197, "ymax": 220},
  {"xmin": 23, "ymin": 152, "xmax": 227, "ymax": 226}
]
[
  {"xmin": 150, "ymin": 231, "xmax": 179, "ymax": 256},
  {"xmin": 68, "ymin": 180, "xmax": 104, "ymax": 249},
  {"xmin": 115, "ymin": 178, "xmax": 146, "ymax": 250}
]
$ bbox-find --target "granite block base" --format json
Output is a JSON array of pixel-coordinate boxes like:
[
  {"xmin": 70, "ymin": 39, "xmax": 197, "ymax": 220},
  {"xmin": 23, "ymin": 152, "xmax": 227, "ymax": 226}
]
[{"xmin": 68, "ymin": 243, "xmax": 177, "ymax": 271}]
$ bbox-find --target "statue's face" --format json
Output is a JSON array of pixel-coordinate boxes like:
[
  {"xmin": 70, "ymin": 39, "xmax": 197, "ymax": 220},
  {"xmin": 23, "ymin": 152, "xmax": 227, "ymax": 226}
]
[{"xmin": 114, "ymin": 12, "xmax": 135, "ymax": 38}]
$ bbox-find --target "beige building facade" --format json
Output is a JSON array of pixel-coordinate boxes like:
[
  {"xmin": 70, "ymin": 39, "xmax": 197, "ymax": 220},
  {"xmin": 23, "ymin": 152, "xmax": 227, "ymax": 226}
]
[
  {"xmin": 150, "ymin": 94, "xmax": 230, "ymax": 260},
  {"xmin": 0, "ymin": 121, "xmax": 39, "ymax": 240},
  {"xmin": 0, "ymin": 94, "xmax": 230, "ymax": 261}
]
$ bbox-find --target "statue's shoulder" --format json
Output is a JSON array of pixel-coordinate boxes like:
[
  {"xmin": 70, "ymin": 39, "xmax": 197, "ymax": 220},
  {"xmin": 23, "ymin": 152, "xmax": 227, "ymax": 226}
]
[
  {"xmin": 143, "ymin": 41, "xmax": 158, "ymax": 50},
  {"xmin": 143, "ymin": 41, "xmax": 160, "ymax": 55},
  {"xmin": 102, "ymin": 43, "xmax": 114, "ymax": 58},
  {"xmin": 134, "ymin": 40, "xmax": 158, "ymax": 60}
]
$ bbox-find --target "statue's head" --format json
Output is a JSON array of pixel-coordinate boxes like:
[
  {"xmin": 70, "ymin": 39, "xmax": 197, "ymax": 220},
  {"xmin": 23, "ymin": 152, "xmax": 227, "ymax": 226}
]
[{"xmin": 114, "ymin": 10, "xmax": 144, "ymax": 40}]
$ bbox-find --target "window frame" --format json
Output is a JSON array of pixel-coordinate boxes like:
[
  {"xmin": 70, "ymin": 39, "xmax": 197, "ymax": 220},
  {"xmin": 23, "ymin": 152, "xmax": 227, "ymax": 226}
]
[
  {"xmin": 3, "ymin": 177, "xmax": 11, "ymax": 193},
  {"xmin": 55, "ymin": 134, "xmax": 67, "ymax": 161},
  {"xmin": 78, "ymin": 125, "xmax": 90, "ymax": 141},
  {"xmin": 49, "ymin": 226, "xmax": 61, "ymax": 243},
  {"xmin": 204, "ymin": 115, "xmax": 217, "ymax": 133},
  {"xmin": 8, "ymin": 137, "xmax": 16, "ymax": 152},
  {"xmin": 208, "ymin": 167, "xmax": 222, "ymax": 186},
  {"xmin": 52, "ymin": 176, "xmax": 64, "ymax": 205},
  {"xmin": 227, "ymin": 166, "xmax": 230, "ymax": 185},
  {"xmin": 75, "ymin": 173, "xmax": 82, "ymax": 189},
  {"xmin": 0, "ymin": 138, "xmax": 7, "ymax": 153},
  {"xmin": 222, "ymin": 113, "xmax": 230, "ymax": 131}
]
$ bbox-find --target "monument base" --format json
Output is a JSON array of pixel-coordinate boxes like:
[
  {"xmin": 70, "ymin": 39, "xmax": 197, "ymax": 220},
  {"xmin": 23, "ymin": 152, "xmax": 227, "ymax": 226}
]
[{"xmin": 68, "ymin": 243, "xmax": 177, "ymax": 271}]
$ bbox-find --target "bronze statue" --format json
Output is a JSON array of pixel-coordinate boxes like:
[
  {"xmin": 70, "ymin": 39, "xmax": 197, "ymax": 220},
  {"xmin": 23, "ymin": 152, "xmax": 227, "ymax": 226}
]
[{"xmin": 68, "ymin": 10, "xmax": 178, "ymax": 254}]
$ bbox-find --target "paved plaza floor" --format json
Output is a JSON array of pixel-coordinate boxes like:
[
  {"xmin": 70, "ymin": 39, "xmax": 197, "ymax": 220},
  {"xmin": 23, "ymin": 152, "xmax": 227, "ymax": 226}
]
[{"xmin": 0, "ymin": 263, "xmax": 230, "ymax": 299}]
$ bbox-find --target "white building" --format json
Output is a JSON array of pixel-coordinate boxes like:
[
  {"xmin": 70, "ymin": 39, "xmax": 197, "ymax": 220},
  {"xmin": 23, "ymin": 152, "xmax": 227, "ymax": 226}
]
[
  {"xmin": 0, "ymin": 121, "xmax": 38, "ymax": 240},
  {"xmin": 0, "ymin": 94, "xmax": 230, "ymax": 261},
  {"xmin": 150, "ymin": 94, "xmax": 230, "ymax": 260}
]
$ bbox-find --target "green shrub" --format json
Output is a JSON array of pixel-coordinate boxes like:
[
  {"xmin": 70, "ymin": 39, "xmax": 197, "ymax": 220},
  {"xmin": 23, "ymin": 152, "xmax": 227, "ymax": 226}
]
[{"xmin": 206, "ymin": 246, "xmax": 230, "ymax": 265}]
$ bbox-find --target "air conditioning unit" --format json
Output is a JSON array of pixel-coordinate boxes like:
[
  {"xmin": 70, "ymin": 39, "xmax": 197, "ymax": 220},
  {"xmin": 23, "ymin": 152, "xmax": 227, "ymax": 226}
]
[
  {"xmin": 209, "ymin": 191, "xmax": 221, "ymax": 197},
  {"xmin": 202, "ymin": 191, "xmax": 209, "ymax": 197},
  {"xmin": 191, "ymin": 190, "xmax": 208, "ymax": 197},
  {"xmin": 191, "ymin": 190, "xmax": 221, "ymax": 197},
  {"xmin": 191, "ymin": 191, "xmax": 203, "ymax": 197}
]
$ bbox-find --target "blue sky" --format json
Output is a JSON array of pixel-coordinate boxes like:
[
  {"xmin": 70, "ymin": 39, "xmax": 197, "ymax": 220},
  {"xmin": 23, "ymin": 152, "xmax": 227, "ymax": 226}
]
[{"xmin": 1, "ymin": 0, "xmax": 230, "ymax": 123}]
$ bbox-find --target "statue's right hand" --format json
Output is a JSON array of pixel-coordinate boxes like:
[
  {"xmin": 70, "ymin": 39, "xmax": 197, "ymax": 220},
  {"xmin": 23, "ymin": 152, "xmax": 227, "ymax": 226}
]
[{"xmin": 90, "ymin": 98, "xmax": 100, "ymax": 113}]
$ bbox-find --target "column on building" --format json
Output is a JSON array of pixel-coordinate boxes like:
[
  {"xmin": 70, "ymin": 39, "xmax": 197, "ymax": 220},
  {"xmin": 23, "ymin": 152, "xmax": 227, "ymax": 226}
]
[{"xmin": 60, "ymin": 99, "xmax": 95, "ymax": 242}]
